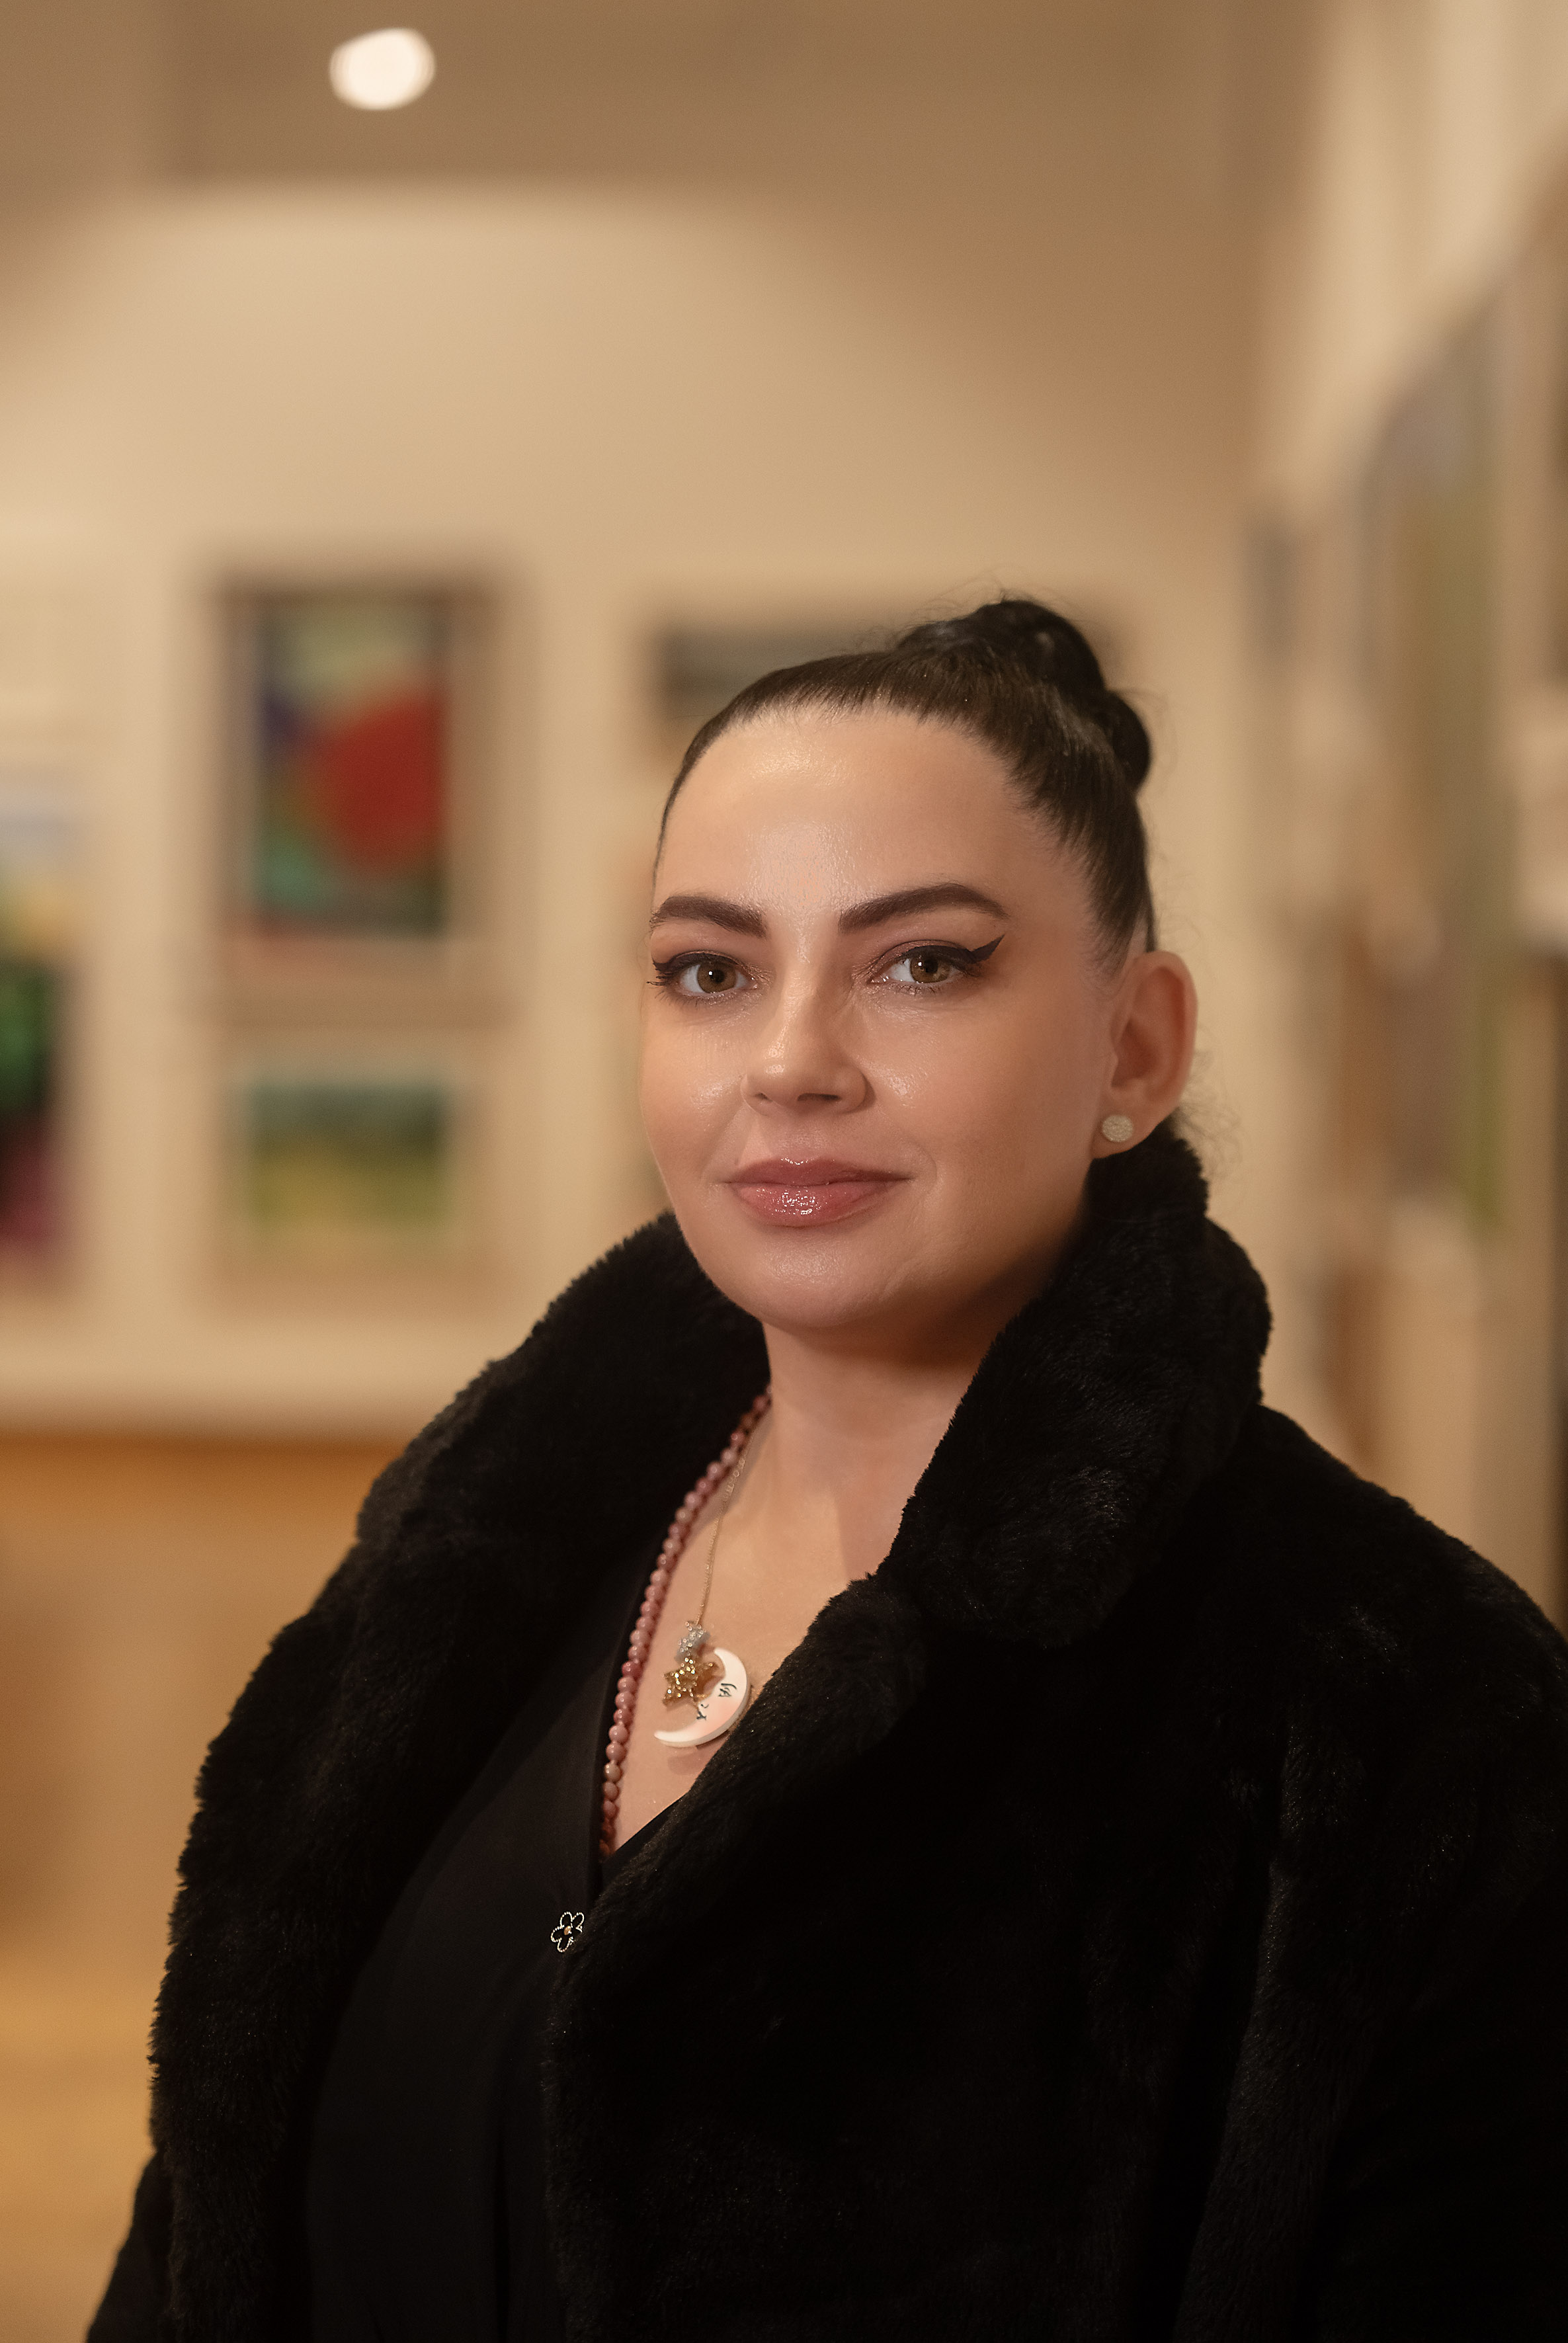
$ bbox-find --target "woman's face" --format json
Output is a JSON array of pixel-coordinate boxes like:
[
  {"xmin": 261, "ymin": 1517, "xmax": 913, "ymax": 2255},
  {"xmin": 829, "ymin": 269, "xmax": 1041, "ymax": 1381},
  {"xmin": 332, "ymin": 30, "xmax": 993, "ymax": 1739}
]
[{"xmin": 640, "ymin": 708, "xmax": 1194, "ymax": 1358}]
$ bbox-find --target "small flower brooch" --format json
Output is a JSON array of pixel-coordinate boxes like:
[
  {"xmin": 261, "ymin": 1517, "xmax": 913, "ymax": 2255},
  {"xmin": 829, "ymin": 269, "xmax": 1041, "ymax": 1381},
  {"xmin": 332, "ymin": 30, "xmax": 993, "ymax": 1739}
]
[{"xmin": 551, "ymin": 1910, "xmax": 585, "ymax": 1953}]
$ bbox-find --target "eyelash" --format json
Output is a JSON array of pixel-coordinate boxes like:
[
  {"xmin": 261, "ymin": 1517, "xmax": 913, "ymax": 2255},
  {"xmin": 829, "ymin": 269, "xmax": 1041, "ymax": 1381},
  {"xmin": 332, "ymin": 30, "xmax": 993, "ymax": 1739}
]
[{"xmin": 649, "ymin": 938, "xmax": 1002, "ymax": 998}]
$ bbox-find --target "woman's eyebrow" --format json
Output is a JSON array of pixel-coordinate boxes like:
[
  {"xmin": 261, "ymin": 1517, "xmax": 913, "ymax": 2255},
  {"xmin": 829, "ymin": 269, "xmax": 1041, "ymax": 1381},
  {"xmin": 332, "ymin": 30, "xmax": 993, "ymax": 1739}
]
[
  {"xmin": 649, "ymin": 892, "xmax": 768, "ymax": 936},
  {"xmin": 839, "ymin": 883, "xmax": 1008, "ymax": 932},
  {"xmin": 648, "ymin": 882, "xmax": 1008, "ymax": 937}
]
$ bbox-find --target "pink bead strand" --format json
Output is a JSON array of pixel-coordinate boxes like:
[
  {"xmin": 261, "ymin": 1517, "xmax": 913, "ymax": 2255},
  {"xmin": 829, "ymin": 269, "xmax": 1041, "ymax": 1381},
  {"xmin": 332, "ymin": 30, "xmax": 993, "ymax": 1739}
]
[{"xmin": 599, "ymin": 1391, "xmax": 770, "ymax": 1858}]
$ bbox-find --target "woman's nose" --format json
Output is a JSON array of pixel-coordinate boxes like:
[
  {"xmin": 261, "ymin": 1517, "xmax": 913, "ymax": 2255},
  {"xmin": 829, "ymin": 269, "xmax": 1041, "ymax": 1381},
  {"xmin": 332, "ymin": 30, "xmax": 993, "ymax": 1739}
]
[{"xmin": 741, "ymin": 983, "xmax": 868, "ymax": 1114}]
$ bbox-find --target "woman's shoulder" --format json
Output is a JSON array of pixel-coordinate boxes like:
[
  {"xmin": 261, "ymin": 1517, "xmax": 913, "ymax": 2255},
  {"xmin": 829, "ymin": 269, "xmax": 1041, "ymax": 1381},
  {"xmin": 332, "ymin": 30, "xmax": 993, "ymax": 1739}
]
[
  {"xmin": 352, "ymin": 1213, "xmax": 765, "ymax": 1571},
  {"xmin": 166, "ymin": 1225, "xmax": 757, "ymax": 2000},
  {"xmin": 1199, "ymin": 1403, "xmax": 1568, "ymax": 1788},
  {"xmin": 1225, "ymin": 1403, "xmax": 1562, "ymax": 1624},
  {"xmin": 1157, "ymin": 1405, "xmax": 1568, "ymax": 2043}
]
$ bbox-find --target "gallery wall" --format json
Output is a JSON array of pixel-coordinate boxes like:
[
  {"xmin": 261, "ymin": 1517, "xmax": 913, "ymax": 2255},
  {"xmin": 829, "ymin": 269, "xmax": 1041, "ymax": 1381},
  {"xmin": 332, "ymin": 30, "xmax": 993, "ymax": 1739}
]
[
  {"xmin": 0, "ymin": 62, "xmax": 1264, "ymax": 1432},
  {"xmin": 1255, "ymin": 0, "xmax": 1568, "ymax": 507},
  {"xmin": 1249, "ymin": 0, "xmax": 1568, "ymax": 1616}
]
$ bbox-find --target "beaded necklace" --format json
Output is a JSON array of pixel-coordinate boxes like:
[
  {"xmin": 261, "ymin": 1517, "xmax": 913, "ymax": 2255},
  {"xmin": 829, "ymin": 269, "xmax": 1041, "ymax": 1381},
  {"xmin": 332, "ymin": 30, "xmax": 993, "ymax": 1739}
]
[{"xmin": 598, "ymin": 1391, "xmax": 771, "ymax": 1858}]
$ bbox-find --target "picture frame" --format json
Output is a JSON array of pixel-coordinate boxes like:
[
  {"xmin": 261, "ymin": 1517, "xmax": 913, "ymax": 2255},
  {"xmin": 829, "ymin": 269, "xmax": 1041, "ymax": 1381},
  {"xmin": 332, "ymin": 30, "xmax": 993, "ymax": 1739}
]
[
  {"xmin": 218, "ymin": 578, "xmax": 494, "ymax": 1001},
  {"xmin": 219, "ymin": 1036, "xmax": 482, "ymax": 1269},
  {"xmin": 647, "ymin": 618, "xmax": 890, "ymax": 770},
  {"xmin": 0, "ymin": 770, "xmax": 78, "ymax": 1274}
]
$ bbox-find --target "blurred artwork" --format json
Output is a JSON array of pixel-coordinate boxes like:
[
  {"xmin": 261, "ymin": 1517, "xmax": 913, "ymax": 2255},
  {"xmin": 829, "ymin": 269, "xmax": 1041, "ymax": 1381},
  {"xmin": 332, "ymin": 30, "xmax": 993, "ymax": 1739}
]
[
  {"xmin": 235, "ymin": 590, "xmax": 454, "ymax": 938},
  {"xmin": 1291, "ymin": 314, "xmax": 1505, "ymax": 1470},
  {"xmin": 0, "ymin": 778, "xmax": 75, "ymax": 1266},
  {"xmin": 227, "ymin": 1063, "xmax": 468, "ymax": 1259},
  {"xmin": 1549, "ymin": 304, "xmax": 1568, "ymax": 682},
  {"xmin": 1517, "ymin": 266, "xmax": 1568, "ymax": 947},
  {"xmin": 651, "ymin": 621, "xmax": 884, "ymax": 759},
  {"xmin": 1355, "ymin": 316, "xmax": 1502, "ymax": 1227}
]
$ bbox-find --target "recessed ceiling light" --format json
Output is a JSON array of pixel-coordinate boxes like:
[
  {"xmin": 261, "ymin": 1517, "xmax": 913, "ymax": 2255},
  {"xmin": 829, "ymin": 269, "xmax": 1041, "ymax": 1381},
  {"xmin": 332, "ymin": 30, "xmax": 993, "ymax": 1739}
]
[{"xmin": 329, "ymin": 28, "xmax": 436, "ymax": 112}]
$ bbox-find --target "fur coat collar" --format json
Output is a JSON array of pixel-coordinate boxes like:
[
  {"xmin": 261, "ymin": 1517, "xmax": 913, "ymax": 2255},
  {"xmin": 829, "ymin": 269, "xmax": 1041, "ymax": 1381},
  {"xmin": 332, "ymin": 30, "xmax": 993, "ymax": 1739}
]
[{"xmin": 93, "ymin": 1127, "xmax": 1568, "ymax": 2342}]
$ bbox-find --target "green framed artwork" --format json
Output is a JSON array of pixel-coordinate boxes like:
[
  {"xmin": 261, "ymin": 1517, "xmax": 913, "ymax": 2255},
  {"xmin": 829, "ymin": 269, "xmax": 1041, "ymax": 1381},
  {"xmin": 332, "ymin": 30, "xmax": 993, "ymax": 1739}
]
[{"xmin": 224, "ymin": 1055, "xmax": 474, "ymax": 1262}]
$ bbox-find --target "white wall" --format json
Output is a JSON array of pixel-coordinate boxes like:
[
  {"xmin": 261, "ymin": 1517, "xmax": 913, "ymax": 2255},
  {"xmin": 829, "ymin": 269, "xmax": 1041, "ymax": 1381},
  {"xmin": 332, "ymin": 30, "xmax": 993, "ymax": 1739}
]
[{"xmin": 0, "ymin": 63, "xmax": 1262, "ymax": 1432}]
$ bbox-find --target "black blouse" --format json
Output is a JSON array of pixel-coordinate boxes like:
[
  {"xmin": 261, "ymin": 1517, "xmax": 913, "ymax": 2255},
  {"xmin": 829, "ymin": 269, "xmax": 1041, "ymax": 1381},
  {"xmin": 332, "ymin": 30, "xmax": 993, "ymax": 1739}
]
[{"xmin": 305, "ymin": 1537, "xmax": 669, "ymax": 2342}]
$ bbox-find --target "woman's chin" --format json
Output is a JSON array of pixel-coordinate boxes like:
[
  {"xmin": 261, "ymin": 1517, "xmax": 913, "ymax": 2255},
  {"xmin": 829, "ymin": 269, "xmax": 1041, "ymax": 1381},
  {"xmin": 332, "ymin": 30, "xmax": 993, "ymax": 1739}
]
[{"xmin": 676, "ymin": 1209, "xmax": 932, "ymax": 1339}]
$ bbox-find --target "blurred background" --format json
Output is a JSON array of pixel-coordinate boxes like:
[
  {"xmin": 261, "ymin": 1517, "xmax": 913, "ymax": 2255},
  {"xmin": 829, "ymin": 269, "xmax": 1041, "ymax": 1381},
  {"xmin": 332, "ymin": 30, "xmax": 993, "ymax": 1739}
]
[{"xmin": 3, "ymin": 0, "xmax": 1568, "ymax": 2330}]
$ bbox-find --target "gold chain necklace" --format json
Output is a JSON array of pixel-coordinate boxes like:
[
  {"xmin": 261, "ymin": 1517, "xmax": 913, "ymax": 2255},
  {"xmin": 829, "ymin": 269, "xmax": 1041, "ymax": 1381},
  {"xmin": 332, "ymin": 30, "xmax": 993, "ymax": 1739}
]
[
  {"xmin": 598, "ymin": 1391, "xmax": 770, "ymax": 1856},
  {"xmin": 663, "ymin": 1419, "xmax": 763, "ymax": 1708}
]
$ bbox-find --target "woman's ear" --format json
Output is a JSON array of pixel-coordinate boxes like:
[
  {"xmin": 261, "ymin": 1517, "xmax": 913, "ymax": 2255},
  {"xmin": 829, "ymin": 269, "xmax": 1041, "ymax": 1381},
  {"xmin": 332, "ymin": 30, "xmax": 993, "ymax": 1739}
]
[{"xmin": 1093, "ymin": 952, "xmax": 1197, "ymax": 1154}]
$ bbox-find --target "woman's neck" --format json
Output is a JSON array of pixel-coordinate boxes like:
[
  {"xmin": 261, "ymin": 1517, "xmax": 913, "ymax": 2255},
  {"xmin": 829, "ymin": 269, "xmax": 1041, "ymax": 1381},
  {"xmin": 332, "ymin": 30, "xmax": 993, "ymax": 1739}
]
[
  {"xmin": 744, "ymin": 1329, "xmax": 985, "ymax": 1586},
  {"xmin": 741, "ymin": 1235, "xmax": 1069, "ymax": 1587}
]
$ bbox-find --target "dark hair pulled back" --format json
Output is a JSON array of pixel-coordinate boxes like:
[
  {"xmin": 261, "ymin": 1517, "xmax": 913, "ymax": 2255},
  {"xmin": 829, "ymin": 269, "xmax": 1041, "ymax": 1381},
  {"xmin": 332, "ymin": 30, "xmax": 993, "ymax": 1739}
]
[{"xmin": 659, "ymin": 595, "xmax": 1155, "ymax": 957}]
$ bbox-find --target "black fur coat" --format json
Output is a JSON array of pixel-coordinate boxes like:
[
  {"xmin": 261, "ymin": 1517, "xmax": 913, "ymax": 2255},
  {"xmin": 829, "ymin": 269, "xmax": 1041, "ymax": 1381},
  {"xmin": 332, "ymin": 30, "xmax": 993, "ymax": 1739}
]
[{"xmin": 93, "ymin": 1130, "xmax": 1568, "ymax": 2340}]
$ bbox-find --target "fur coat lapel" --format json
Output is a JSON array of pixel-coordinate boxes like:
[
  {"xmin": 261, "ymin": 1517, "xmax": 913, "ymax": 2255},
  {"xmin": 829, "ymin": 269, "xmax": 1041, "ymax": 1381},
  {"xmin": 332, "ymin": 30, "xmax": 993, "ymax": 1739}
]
[
  {"xmin": 562, "ymin": 1128, "xmax": 1270, "ymax": 1997},
  {"xmin": 882, "ymin": 1127, "xmax": 1270, "ymax": 1643},
  {"xmin": 147, "ymin": 1124, "xmax": 1270, "ymax": 2338}
]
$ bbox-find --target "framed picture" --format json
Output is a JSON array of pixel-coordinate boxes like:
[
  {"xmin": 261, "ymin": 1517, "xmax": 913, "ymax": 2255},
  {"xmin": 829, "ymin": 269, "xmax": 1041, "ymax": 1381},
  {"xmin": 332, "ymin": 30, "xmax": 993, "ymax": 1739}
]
[
  {"xmin": 222, "ymin": 1044, "xmax": 479, "ymax": 1266},
  {"xmin": 222, "ymin": 582, "xmax": 489, "ymax": 953},
  {"xmin": 649, "ymin": 619, "xmax": 889, "ymax": 766},
  {"xmin": 1355, "ymin": 310, "xmax": 1504, "ymax": 1225},
  {"xmin": 0, "ymin": 773, "xmax": 76, "ymax": 1270}
]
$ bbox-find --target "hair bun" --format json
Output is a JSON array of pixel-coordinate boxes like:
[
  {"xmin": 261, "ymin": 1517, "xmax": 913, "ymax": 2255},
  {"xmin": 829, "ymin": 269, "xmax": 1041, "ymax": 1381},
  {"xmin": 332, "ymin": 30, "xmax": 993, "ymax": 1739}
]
[
  {"xmin": 664, "ymin": 588, "xmax": 1158, "ymax": 952},
  {"xmin": 899, "ymin": 596, "xmax": 1151, "ymax": 793},
  {"xmin": 1094, "ymin": 692, "xmax": 1152, "ymax": 793}
]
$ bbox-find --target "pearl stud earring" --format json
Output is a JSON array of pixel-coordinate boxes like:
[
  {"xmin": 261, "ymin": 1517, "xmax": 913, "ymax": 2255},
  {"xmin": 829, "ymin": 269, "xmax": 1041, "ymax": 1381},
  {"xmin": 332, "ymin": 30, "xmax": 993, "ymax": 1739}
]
[{"xmin": 1100, "ymin": 1114, "xmax": 1134, "ymax": 1144}]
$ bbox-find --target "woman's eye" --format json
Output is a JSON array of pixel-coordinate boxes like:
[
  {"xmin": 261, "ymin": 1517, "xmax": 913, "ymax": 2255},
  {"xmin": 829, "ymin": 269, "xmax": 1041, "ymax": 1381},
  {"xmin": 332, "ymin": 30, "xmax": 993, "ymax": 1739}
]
[
  {"xmin": 677, "ymin": 958, "xmax": 746, "ymax": 996},
  {"xmin": 886, "ymin": 948, "xmax": 960, "ymax": 987}
]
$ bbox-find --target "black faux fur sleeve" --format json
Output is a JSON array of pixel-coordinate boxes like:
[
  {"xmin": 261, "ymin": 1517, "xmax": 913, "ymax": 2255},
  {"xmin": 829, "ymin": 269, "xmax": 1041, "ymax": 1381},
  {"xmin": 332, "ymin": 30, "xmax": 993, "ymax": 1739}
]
[
  {"xmin": 1301, "ymin": 1852, "xmax": 1568, "ymax": 2338},
  {"xmin": 1165, "ymin": 1434, "xmax": 1568, "ymax": 2340},
  {"xmin": 89, "ymin": 2154, "xmax": 173, "ymax": 2341},
  {"xmin": 85, "ymin": 1544, "xmax": 377, "ymax": 2343}
]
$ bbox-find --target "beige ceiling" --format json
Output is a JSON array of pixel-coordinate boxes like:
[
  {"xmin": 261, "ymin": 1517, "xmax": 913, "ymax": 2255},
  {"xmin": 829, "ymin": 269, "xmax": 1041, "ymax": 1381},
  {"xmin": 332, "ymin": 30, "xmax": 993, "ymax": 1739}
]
[{"xmin": 0, "ymin": 0, "xmax": 1298, "ymax": 196}]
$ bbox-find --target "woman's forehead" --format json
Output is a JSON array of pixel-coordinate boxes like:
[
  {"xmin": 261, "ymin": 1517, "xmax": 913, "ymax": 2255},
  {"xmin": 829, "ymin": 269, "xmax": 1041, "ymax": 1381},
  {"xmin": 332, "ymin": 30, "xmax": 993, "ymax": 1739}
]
[
  {"xmin": 655, "ymin": 710, "xmax": 1084, "ymax": 928},
  {"xmin": 661, "ymin": 708, "xmax": 1039, "ymax": 866}
]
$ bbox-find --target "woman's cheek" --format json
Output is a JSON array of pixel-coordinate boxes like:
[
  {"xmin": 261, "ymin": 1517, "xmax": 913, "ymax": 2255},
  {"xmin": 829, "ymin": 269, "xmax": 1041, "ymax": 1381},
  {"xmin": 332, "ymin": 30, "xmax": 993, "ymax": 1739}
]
[
  {"xmin": 638, "ymin": 1020, "xmax": 730, "ymax": 1190},
  {"xmin": 636, "ymin": 1024, "xmax": 686, "ymax": 1186},
  {"xmin": 873, "ymin": 1005, "xmax": 1030, "ymax": 1124},
  {"xmin": 942, "ymin": 1017, "xmax": 1094, "ymax": 1205}
]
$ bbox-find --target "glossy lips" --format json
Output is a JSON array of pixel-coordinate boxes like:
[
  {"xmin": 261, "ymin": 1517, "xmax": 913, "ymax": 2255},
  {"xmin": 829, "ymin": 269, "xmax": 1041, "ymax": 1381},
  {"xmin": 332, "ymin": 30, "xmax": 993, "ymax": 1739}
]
[{"xmin": 724, "ymin": 1157, "xmax": 905, "ymax": 1224}]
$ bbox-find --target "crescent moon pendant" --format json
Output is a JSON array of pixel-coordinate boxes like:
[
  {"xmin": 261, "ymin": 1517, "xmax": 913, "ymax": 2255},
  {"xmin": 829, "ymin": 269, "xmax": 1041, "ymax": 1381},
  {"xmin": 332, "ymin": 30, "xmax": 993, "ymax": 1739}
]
[{"xmin": 652, "ymin": 1648, "xmax": 750, "ymax": 1747}]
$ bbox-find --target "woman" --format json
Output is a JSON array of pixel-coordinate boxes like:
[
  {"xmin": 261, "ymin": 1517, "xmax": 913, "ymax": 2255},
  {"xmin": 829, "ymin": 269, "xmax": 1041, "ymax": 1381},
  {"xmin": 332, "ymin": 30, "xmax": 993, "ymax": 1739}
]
[{"xmin": 95, "ymin": 600, "xmax": 1568, "ymax": 2342}]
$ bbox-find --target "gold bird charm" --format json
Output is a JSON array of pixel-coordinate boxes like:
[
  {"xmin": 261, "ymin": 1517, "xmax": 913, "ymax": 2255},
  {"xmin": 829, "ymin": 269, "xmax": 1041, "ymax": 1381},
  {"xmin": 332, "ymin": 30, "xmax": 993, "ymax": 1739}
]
[{"xmin": 663, "ymin": 1622, "xmax": 723, "ymax": 1709}]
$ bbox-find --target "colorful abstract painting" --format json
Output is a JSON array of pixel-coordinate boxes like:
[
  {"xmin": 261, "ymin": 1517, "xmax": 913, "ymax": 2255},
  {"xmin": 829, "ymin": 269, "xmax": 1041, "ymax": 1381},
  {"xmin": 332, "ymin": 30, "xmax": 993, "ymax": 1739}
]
[
  {"xmin": 240, "ymin": 591, "xmax": 453, "ymax": 937},
  {"xmin": 229, "ymin": 1066, "xmax": 462, "ymax": 1256},
  {"xmin": 0, "ymin": 778, "xmax": 75, "ymax": 1265}
]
